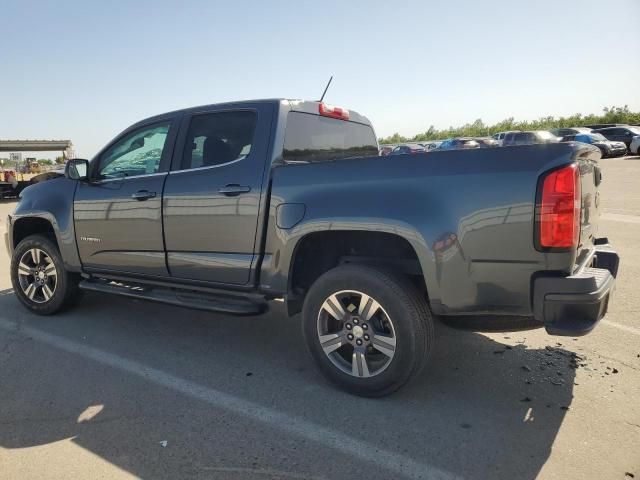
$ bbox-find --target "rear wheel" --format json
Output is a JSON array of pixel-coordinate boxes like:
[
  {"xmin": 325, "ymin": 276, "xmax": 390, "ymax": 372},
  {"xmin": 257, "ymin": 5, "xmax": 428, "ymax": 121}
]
[
  {"xmin": 302, "ymin": 264, "xmax": 433, "ymax": 397},
  {"xmin": 11, "ymin": 235, "xmax": 81, "ymax": 315}
]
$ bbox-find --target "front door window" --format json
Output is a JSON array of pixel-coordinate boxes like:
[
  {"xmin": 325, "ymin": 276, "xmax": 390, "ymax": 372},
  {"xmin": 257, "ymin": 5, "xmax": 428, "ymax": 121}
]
[{"xmin": 98, "ymin": 122, "xmax": 171, "ymax": 179}]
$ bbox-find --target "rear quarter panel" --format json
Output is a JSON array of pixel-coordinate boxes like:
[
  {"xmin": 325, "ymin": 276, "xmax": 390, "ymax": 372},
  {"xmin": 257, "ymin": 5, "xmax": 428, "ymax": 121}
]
[{"xmin": 262, "ymin": 143, "xmax": 595, "ymax": 316}]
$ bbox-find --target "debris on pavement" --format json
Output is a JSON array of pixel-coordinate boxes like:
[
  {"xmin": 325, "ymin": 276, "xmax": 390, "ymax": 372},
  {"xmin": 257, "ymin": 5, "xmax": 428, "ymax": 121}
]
[{"xmin": 159, "ymin": 440, "xmax": 168, "ymax": 448}]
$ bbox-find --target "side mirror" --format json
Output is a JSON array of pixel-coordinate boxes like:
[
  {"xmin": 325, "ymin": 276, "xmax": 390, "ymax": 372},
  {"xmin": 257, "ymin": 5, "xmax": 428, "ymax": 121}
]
[{"xmin": 65, "ymin": 159, "xmax": 89, "ymax": 181}]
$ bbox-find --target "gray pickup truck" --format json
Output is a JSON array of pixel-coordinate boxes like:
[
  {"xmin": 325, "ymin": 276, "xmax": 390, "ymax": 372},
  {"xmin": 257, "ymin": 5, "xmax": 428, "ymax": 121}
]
[{"xmin": 6, "ymin": 99, "xmax": 620, "ymax": 396}]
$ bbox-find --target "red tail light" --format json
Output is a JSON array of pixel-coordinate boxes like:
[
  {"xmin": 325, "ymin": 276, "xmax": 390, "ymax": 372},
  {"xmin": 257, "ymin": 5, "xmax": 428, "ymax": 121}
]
[
  {"xmin": 537, "ymin": 164, "xmax": 581, "ymax": 249},
  {"xmin": 319, "ymin": 102, "xmax": 349, "ymax": 121}
]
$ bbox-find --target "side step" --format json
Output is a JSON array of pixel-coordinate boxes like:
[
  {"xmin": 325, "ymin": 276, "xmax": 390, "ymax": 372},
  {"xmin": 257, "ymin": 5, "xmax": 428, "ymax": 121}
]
[{"xmin": 79, "ymin": 279, "xmax": 268, "ymax": 316}]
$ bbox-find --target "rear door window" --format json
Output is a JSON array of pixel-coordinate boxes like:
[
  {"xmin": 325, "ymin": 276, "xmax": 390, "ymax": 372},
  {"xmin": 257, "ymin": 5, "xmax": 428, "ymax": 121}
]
[
  {"xmin": 181, "ymin": 111, "xmax": 257, "ymax": 170},
  {"xmin": 283, "ymin": 112, "xmax": 378, "ymax": 163}
]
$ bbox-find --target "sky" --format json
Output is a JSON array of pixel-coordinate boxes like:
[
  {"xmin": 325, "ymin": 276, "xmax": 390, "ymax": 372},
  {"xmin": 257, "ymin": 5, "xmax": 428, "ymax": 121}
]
[{"xmin": 1, "ymin": 0, "xmax": 639, "ymax": 159}]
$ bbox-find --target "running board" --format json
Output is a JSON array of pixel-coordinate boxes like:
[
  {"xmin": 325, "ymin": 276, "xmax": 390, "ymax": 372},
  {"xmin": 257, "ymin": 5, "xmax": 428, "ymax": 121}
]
[{"xmin": 78, "ymin": 279, "xmax": 268, "ymax": 316}]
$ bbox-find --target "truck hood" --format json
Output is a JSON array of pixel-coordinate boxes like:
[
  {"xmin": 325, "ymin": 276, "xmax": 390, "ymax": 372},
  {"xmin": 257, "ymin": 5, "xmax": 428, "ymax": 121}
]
[
  {"xmin": 18, "ymin": 175, "xmax": 75, "ymax": 211},
  {"xmin": 30, "ymin": 169, "xmax": 65, "ymax": 184}
]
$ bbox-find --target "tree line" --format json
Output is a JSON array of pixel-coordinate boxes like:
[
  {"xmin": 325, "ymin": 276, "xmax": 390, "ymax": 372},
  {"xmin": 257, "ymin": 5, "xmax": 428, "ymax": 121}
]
[{"xmin": 379, "ymin": 105, "xmax": 640, "ymax": 144}]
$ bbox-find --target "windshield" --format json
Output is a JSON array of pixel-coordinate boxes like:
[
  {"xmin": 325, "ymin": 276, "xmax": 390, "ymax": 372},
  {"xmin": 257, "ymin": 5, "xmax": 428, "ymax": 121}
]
[
  {"xmin": 589, "ymin": 133, "xmax": 607, "ymax": 142},
  {"xmin": 629, "ymin": 127, "xmax": 640, "ymax": 135}
]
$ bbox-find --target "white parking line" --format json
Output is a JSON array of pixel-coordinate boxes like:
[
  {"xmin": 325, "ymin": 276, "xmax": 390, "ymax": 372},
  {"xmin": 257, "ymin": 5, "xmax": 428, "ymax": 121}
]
[
  {"xmin": 601, "ymin": 213, "xmax": 640, "ymax": 224},
  {"xmin": 601, "ymin": 319, "xmax": 640, "ymax": 336},
  {"xmin": 0, "ymin": 318, "xmax": 457, "ymax": 480}
]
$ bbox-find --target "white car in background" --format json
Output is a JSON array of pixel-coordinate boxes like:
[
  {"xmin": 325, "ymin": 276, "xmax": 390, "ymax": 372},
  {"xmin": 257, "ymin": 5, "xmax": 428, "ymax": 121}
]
[{"xmin": 630, "ymin": 135, "xmax": 640, "ymax": 155}]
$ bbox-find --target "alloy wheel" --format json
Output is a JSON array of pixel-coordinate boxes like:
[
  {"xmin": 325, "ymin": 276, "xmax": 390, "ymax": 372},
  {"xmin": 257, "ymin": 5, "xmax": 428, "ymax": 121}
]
[
  {"xmin": 316, "ymin": 290, "xmax": 397, "ymax": 378},
  {"xmin": 17, "ymin": 248, "xmax": 58, "ymax": 304}
]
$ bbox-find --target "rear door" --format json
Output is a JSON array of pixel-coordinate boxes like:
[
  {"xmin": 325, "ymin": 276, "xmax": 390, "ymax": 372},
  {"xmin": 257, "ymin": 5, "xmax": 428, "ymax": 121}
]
[{"xmin": 162, "ymin": 103, "xmax": 274, "ymax": 285}]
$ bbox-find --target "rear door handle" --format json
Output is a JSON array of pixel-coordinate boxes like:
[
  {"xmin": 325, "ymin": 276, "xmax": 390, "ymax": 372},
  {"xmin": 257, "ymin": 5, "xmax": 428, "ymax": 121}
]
[
  {"xmin": 219, "ymin": 184, "xmax": 251, "ymax": 196},
  {"xmin": 131, "ymin": 190, "xmax": 156, "ymax": 201}
]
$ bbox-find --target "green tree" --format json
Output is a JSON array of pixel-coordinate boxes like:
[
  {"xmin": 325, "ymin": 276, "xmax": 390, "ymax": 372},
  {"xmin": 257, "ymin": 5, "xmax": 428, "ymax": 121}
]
[{"xmin": 379, "ymin": 106, "xmax": 640, "ymax": 144}]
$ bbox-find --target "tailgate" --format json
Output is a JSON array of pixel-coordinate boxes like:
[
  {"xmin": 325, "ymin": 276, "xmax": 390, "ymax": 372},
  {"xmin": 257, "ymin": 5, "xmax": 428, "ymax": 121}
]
[{"xmin": 575, "ymin": 149, "xmax": 602, "ymax": 268}]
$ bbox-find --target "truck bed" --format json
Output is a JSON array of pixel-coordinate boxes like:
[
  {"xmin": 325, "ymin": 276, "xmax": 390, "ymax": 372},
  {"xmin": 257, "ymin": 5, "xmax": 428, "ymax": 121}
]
[{"xmin": 265, "ymin": 142, "xmax": 601, "ymax": 317}]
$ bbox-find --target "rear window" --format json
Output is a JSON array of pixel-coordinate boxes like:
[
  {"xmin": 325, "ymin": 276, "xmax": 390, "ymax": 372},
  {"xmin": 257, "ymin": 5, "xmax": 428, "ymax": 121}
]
[{"xmin": 283, "ymin": 112, "xmax": 378, "ymax": 163}]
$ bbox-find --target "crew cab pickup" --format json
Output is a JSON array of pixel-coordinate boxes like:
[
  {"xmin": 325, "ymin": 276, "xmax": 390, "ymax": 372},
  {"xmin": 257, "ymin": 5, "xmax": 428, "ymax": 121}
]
[{"xmin": 6, "ymin": 99, "xmax": 620, "ymax": 396}]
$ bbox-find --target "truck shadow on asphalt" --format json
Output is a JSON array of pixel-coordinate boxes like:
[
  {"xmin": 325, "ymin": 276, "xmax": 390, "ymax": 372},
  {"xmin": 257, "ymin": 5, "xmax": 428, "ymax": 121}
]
[{"xmin": 0, "ymin": 289, "xmax": 578, "ymax": 480}]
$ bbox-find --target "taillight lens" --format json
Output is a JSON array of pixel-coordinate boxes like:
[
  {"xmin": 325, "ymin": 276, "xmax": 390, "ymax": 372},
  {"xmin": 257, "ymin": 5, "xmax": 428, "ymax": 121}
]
[
  {"xmin": 318, "ymin": 102, "xmax": 350, "ymax": 120},
  {"xmin": 538, "ymin": 164, "xmax": 581, "ymax": 249}
]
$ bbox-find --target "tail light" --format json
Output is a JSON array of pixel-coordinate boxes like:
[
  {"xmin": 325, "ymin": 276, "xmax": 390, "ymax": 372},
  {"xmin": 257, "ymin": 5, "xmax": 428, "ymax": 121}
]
[
  {"xmin": 537, "ymin": 164, "xmax": 581, "ymax": 249},
  {"xmin": 319, "ymin": 102, "xmax": 350, "ymax": 121}
]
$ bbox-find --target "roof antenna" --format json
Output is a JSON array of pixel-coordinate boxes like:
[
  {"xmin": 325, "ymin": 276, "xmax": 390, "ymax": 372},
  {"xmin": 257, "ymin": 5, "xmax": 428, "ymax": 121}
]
[{"xmin": 319, "ymin": 76, "xmax": 333, "ymax": 103}]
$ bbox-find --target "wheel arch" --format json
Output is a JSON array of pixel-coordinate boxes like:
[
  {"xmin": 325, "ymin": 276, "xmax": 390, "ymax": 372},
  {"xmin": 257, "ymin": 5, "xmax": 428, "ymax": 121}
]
[
  {"xmin": 12, "ymin": 215, "xmax": 58, "ymax": 249},
  {"xmin": 285, "ymin": 229, "xmax": 432, "ymax": 316},
  {"xmin": 10, "ymin": 211, "xmax": 82, "ymax": 272}
]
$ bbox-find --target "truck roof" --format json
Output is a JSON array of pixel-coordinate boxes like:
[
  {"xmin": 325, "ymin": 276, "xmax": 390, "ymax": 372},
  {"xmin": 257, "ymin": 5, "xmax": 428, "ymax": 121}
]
[{"xmin": 131, "ymin": 99, "xmax": 373, "ymax": 129}]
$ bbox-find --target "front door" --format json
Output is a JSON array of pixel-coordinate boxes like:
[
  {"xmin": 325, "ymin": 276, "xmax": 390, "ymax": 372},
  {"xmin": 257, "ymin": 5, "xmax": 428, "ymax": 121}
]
[
  {"xmin": 74, "ymin": 119, "xmax": 178, "ymax": 276},
  {"xmin": 162, "ymin": 104, "xmax": 274, "ymax": 285}
]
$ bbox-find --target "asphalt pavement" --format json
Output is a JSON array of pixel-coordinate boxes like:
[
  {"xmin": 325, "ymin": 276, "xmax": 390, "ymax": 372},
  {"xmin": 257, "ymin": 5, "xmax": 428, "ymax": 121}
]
[{"xmin": 0, "ymin": 157, "xmax": 639, "ymax": 480}]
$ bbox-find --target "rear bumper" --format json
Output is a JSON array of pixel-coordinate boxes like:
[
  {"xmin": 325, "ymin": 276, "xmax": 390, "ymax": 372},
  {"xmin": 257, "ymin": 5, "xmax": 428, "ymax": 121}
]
[{"xmin": 533, "ymin": 240, "xmax": 619, "ymax": 336}]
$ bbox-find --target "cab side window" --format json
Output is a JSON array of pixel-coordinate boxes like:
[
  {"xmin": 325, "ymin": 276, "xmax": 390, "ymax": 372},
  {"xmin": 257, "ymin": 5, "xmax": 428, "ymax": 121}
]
[
  {"xmin": 98, "ymin": 122, "xmax": 171, "ymax": 178},
  {"xmin": 181, "ymin": 111, "xmax": 257, "ymax": 170}
]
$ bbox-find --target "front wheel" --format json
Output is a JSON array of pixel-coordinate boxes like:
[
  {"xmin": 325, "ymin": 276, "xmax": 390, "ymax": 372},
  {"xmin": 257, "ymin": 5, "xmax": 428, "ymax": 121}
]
[
  {"xmin": 598, "ymin": 147, "xmax": 608, "ymax": 158},
  {"xmin": 302, "ymin": 264, "xmax": 434, "ymax": 397},
  {"xmin": 11, "ymin": 234, "xmax": 81, "ymax": 315}
]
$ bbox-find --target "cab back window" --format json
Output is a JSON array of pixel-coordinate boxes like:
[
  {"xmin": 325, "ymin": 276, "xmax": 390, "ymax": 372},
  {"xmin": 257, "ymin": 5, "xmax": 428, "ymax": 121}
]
[{"xmin": 283, "ymin": 112, "xmax": 378, "ymax": 163}]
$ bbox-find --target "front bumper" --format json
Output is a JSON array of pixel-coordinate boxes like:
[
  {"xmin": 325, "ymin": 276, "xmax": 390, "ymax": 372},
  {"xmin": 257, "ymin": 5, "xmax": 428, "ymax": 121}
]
[
  {"xmin": 607, "ymin": 147, "xmax": 627, "ymax": 157},
  {"xmin": 533, "ymin": 240, "xmax": 619, "ymax": 336}
]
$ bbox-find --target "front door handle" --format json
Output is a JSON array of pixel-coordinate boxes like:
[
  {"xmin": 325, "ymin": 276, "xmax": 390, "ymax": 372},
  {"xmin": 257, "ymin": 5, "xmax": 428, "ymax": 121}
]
[
  {"xmin": 131, "ymin": 190, "xmax": 156, "ymax": 201},
  {"xmin": 219, "ymin": 184, "xmax": 251, "ymax": 196}
]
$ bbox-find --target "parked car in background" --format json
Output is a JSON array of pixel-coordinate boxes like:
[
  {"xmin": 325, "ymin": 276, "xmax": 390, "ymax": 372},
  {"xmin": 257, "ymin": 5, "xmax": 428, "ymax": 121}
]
[
  {"xmin": 423, "ymin": 141, "xmax": 443, "ymax": 151},
  {"xmin": 593, "ymin": 126, "xmax": 640, "ymax": 152},
  {"xmin": 585, "ymin": 123, "xmax": 628, "ymax": 130},
  {"xmin": 379, "ymin": 146, "xmax": 394, "ymax": 156},
  {"xmin": 390, "ymin": 144, "xmax": 425, "ymax": 155},
  {"xmin": 551, "ymin": 127, "xmax": 592, "ymax": 138},
  {"xmin": 437, "ymin": 138, "xmax": 480, "ymax": 150},
  {"xmin": 502, "ymin": 131, "xmax": 560, "ymax": 147},
  {"xmin": 630, "ymin": 135, "xmax": 640, "ymax": 155},
  {"xmin": 565, "ymin": 133, "xmax": 627, "ymax": 158},
  {"xmin": 492, "ymin": 130, "xmax": 520, "ymax": 146},
  {"xmin": 474, "ymin": 137, "xmax": 499, "ymax": 148}
]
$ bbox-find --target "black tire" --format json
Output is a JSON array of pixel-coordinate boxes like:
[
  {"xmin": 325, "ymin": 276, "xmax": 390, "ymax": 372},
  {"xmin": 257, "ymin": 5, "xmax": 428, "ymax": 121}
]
[
  {"xmin": 598, "ymin": 147, "xmax": 608, "ymax": 159},
  {"xmin": 11, "ymin": 234, "xmax": 81, "ymax": 315},
  {"xmin": 302, "ymin": 264, "xmax": 434, "ymax": 397}
]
